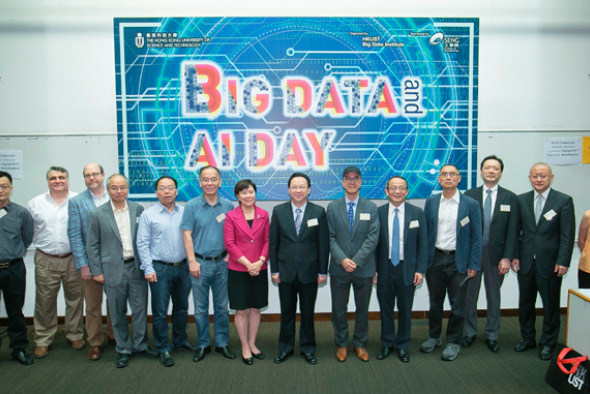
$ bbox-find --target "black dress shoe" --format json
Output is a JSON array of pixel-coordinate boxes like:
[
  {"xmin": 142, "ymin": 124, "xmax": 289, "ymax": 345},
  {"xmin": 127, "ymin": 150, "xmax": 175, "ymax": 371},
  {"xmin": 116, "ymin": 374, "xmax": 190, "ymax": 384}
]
[
  {"xmin": 242, "ymin": 356, "xmax": 253, "ymax": 365},
  {"xmin": 514, "ymin": 339, "xmax": 536, "ymax": 352},
  {"xmin": 193, "ymin": 346, "xmax": 211, "ymax": 362},
  {"xmin": 301, "ymin": 352, "xmax": 317, "ymax": 365},
  {"xmin": 485, "ymin": 339, "xmax": 500, "ymax": 353},
  {"xmin": 539, "ymin": 346, "xmax": 553, "ymax": 361},
  {"xmin": 116, "ymin": 353, "xmax": 130, "ymax": 368},
  {"xmin": 13, "ymin": 350, "xmax": 34, "ymax": 365},
  {"xmin": 461, "ymin": 335, "xmax": 476, "ymax": 348},
  {"xmin": 397, "ymin": 349, "xmax": 410, "ymax": 363},
  {"xmin": 215, "ymin": 346, "xmax": 236, "ymax": 359},
  {"xmin": 377, "ymin": 347, "xmax": 394, "ymax": 360},
  {"xmin": 252, "ymin": 351, "xmax": 264, "ymax": 360},
  {"xmin": 137, "ymin": 348, "xmax": 159, "ymax": 358},
  {"xmin": 273, "ymin": 351, "xmax": 294, "ymax": 364},
  {"xmin": 160, "ymin": 351, "xmax": 175, "ymax": 367},
  {"xmin": 177, "ymin": 342, "xmax": 196, "ymax": 352}
]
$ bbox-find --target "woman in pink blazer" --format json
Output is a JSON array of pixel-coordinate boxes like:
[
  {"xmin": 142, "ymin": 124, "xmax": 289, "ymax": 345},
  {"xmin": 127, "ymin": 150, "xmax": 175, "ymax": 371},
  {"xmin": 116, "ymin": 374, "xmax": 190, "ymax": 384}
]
[{"xmin": 224, "ymin": 179, "xmax": 269, "ymax": 365}]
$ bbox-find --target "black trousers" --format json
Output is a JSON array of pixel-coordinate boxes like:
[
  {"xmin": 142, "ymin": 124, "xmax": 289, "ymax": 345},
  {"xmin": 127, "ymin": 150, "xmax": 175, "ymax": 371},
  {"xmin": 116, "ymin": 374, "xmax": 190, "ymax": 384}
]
[
  {"xmin": 0, "ymin": 259, "xmax": 29, "ymax": 353},
  {"xmin": 579, "ymin": 269, "xmax": 590, "ymax": 289},
  {"xmin": 277, "ymin": 276, "xmax": 318, "ymax": 354}
]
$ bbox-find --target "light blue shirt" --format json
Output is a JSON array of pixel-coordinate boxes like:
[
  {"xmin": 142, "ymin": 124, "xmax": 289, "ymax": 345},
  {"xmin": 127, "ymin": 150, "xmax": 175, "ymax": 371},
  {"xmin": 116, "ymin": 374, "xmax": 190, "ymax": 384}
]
[
  {"xmin": 291, "ymin": 201, "xmax": 307, "ymax": 221},
  {"xmin": 137, "ymin": 202, "xmax": 186, "ymax": 276},
  {"xmin": 345, "ymin": 195, "xmax": 360, "ymax": 218}
]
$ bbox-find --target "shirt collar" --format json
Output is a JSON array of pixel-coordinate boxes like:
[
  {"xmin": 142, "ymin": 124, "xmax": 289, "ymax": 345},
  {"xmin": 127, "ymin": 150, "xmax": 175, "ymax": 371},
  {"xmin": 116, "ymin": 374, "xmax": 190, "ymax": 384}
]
[
  {"xmin": 389, "ymin": 201, "xmax": 405, "ymax": 213},
  {"xmin": 110, "ymin": 200, "xmax": 128, "ymax": 212},
  {"xmin": 440, "ymin": 190, "xmax": 460, "ymax": 203},
  {"xmin": 536, "ymin": 187, "xmax": 551, "ymax": 200},
  {"xmin": 484, "ymin": 184, "xmax": 498, "ymax": 193},
  {"xmin": 157, "ymin": 201, "xmax": 179, "ymax": 213},
  {"xmin": 291, "ymin": 201, "xmax": 307, "ymax": 213},
  {"xmin": 199, "ymin": 194, "xmax": 220, "ymax": 207},
  {"xmin": 346, "ymin": 195, "xmax": 360, "ymax": 206}
]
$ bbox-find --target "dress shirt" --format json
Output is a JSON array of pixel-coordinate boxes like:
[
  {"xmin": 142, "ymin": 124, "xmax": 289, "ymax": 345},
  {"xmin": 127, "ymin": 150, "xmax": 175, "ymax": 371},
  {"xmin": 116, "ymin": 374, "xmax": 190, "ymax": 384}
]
[
  {"xmin": 535, "ymin": 187, "xmax": 551, "ymax": 213},
  {"xmin": 137, "ymin": 202, "xmax": 186, "ymax": 276},
  {"xmin": 345, "ymin": 195, "xmax": 360, "ymax": 218},
  {"xmin": 180, "ymin": 194, "xmax": 234, "ymax": 256},
  {"xmin": 291, "ymin": 201, "xmax": 307, "ymax": 222},
  {"xmin": 482, "ymin": 184, "xmax": 498, "ymax": 217},
  {"xmin": 28, "ymin": 191, "xmax": 77, "ymax": 255},
  {"xmin": 388, "ymin": 202, "xmax": 405, "ymax": 261},
  {"xmin": 91, "ymin": 190, "xmax": 110, "ymax": 207},
  {"xmin": 435, "ymin": 190, "xmax": 460, "ymax": 251},
  {"xmin": 0, "ymin": 202, "xmax": 34, "ymax": 261},
  {"xmin": 111, "ymin": 201, "xmax": 134, "ymax": 259}
]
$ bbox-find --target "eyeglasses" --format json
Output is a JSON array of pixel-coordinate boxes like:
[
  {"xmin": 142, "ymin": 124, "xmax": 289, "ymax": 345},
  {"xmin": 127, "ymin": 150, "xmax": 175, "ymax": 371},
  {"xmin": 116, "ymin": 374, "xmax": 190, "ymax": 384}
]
[
  {"xmin": 0, "ymin": 184, "xmax": 12, "ymax": 191},
  {"xmin": 109, "ymin": 185, "xmax": 128, "ymax": 192},
  {"xmin": 343, "ymin": 177, "xmax": 361, "ymax": 184},
  {"xmin": 530, "ymin": 174, "xmax": 549, "ymax": 180},
  {"xmin": 440, "ymin": 172, "xmax": 459, "ymax": 178},
  {"xmin": 387, "ymin": 186, "xmax": 407, "ymax": 192},
  {"xmin": 157, "ymin": 185, "xmax": 176, "ymax": 191},
  {"xmin": 200, "ymin": 178, "xmax": 219, "ymax": 184},
  {"xmin": 84, "ymin": 172, "xmax": 102, "ymax": 179},
  {"xmin": 290, "ymin": 186, "xmax": 308, "ymax": 191}
]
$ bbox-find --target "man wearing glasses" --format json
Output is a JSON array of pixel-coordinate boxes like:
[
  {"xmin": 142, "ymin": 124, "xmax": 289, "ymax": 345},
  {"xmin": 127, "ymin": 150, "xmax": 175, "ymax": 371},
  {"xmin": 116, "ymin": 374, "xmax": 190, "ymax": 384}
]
[
  {"xmin": 327, "ymin": 166, "xmax": 379, "ymax": 362},
  {"xmin": 137, "ymin": 176, "xmax": 192, "ymax": 367},
  {"xmin": 181, "ymin": 166, "xmax": 236, "ymax": 362},
  {"xmin": 421, "ymin": 164, "xmax": 481, "ymax": 361}
]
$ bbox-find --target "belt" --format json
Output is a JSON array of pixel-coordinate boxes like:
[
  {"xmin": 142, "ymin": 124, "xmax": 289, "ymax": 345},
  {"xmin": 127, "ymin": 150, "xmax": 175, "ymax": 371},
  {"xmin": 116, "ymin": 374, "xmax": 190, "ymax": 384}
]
[
  {"xmin": 38, "ymin": 249, "xmax": 72, "ymax": 259},
  {"xmin": 0, "ymin": 258, "xmax": 23, "ymax": 269},
  {"xmin": 195, "ymin": 252, "xmax": 227, "ymax": 261},
  {"xmin": 436, "ymin": 248, "xmax": 455, "ymax": 255},
  {"xmin": 123, "ymin": 257, "xmax": 135, "ymax": 264},
  {"xmin": 153, "ymin": 259, "xmax": 187, "ymax": 267}
]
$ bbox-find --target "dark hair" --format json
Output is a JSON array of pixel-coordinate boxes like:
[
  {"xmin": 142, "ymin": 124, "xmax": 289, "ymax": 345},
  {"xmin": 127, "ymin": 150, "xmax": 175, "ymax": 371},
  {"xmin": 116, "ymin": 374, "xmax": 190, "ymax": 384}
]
[
  {"xmin": 288, "ymin": 172, "xmax": 311, "ymax": 188},
  {"xmin": 480, "ymin": 155, "xmax": 504, "ymax": 172},
  {"xmin": 385, "ymin": 175, "xmax": 408, "ymax": 189},
  {"xmin": 0, "ymin": 171, "xmax": 13, "ymax": 184},
  {"xmin": 155, "ymin": 176, "xmax": 178, "ymax": 190},
  {"xmin": 46, "ymin": 166, "xmax": 69, "ymax": 180},
  {"xmin": 199, "ymin": 165, "xmax": 221, "ymax": 177},
  {"xmin": 82, "ymin": 163, "xmax": 105, "ymax": 176},
  {"xmin": 439, "ymin": 163, "xmax": 459, "ymax": 174},
  {"xmin": 234, "ymin": 179, "xmax": 257, "ymax": 198}
]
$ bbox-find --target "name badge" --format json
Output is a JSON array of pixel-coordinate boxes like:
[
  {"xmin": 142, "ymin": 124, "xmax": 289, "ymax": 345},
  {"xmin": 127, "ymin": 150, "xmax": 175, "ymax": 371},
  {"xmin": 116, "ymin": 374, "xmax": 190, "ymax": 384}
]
[
  {"xmin": 360, "ymin": 213, "xmax": 371, "ymax": 221},
  {"xmin": 544, "ymin": 209, "xmax": 557, "ymax": 221},
  {"xmin": 500, "ymin": 205, "xmax": 511, "ymax": 212},
  {"xmin": 307, "ymin": 218, "xmax": 319, "ymax": 227},
  {"xmin": 460, "ymin": 216, "xmax": 470, "ymax": 227},
  {"xmin": 409, "ymin": 220, "xmax": 419, "ymax": 229},
  {"xmin": 0, "ymin": 208, "xmax": 7, "ymax": 220},
  {"xmin": 216, "ymin": 213, "xmax": 226, "ymax": 223}
]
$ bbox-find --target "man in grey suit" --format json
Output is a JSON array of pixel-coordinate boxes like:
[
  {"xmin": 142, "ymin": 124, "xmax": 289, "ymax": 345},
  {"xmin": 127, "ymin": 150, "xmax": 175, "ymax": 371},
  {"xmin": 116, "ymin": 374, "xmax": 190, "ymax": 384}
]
[
  {"xmin": 462, "ymin": 155, "xmax": 519, "ymax": 353},
  {"xmin": 327, "ymin": 166, "xmax": 379, "ymax": 362},
  {"xmin": 421, "ymin": 164, "xmax": 481, "ymax": 361},
  {"xmin": 511, "ymin": 162, "xmax": 575, "ymax": 361},
  {"xmin": 87, "ymin": 174, "xmax": 156, "ymax": 368},
  {"xmin": 374, "ymin": 176, "xmax": 427, "ymax": 363}
]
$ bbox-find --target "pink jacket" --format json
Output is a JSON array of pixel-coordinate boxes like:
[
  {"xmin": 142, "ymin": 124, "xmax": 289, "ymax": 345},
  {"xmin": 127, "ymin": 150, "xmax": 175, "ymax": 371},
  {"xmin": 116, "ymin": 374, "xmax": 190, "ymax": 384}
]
[{"xmin": 224, "ymin": 205, "xmax": 269, "ymax": 272}]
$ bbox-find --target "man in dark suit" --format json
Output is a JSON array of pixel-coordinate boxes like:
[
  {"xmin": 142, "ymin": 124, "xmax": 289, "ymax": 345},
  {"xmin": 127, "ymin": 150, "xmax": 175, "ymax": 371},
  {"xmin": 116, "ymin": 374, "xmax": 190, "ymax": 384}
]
[
  {"xmin": 327, "ymin": 166, "xmax": 379, "ymax": 362},
  {"xmin": 421, "ymin": 164, "xmax": 482, "ymax": 361},
  {"xmin": 374, "ymin": 176, "xmax": 427, "ymax": 363},
  {"xmin": 511, "ymin": 162, "xmax": 575, "ymax": 361},
  {"xmin": 269, "ymin": 172, "xmax": 329, "ymax": 365},
  {"xmin": 87, "ymin": 174, "xmax": 157, "ymax": 368},
  {"xmin": 462, "ymin": 155, "xmax": 519, "ymax": 353}
]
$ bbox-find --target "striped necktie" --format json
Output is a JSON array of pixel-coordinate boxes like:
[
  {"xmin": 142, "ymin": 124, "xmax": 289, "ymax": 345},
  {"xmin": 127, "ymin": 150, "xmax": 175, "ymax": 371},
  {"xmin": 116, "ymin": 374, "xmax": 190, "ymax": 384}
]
[{"xmin": 295, "ymin": 208, "xmax": 302, "ymax": 236}]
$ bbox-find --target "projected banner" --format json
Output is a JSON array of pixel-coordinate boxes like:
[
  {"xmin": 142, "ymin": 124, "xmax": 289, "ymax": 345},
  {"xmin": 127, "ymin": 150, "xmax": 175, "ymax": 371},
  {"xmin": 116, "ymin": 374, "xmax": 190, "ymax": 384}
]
[{"xmin": 114, "ymin": 17, "xmax": 479, "ymax": 201}]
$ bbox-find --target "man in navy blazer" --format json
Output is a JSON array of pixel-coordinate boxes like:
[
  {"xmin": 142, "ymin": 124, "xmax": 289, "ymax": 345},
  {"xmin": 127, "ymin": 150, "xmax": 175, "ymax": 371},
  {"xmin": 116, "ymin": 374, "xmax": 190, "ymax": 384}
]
[
  {"xmin": 511, "ymin": 162, "xmax": 575, "ymax": 361},
  {"xmin": 462, "ymin": 155, "xmax": 519, "ymax": 353},
  {"xmin": 269, "ymin": 173, "xmax": 329, "ymax": 365},
  {"xmin": 421, "ymin": 164, "xmax": 482, "ymax": 361},
  {"xmin": 374, "ymin": 176, "xmax": 427, "ymax": 363}
]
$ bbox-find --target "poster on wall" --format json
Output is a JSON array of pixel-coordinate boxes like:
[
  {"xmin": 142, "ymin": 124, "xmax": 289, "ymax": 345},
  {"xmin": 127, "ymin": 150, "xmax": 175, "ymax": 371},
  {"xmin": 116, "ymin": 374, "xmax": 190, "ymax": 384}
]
[{"xmin": 114, "ymin": 17, "xmax": 479, "ymax": 201}]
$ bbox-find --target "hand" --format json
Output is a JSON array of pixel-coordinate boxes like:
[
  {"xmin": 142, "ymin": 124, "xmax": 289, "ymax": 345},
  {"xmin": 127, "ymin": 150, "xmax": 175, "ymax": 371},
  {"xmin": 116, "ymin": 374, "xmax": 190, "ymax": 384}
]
[
  {"xmin": 248, "ymin": 261, "xmax": 262, "ymax": 276},
  {"xmin": 467, "ymin": 269, "xmax": 477, "ymax": 279},
  {"xmin": 413, "ymin": 272, "xmax": 424, "ymax": 286},
  {"xmin": 340, "ymin": 258, "xmax": 357, "ymax": 273},
  {"xmin": 511, "ymin": 259, "xmax": 520, "ymax": 273},
  {"xmin": 372, "ymin": 272, "xmax": 378, "ymax": 286},
  {"xmin": 271, "ymin": 273, "xmax": 280, "ymax": 284},
  {"xmin": 317, "ymin": 275, "xmax": 327, "ymax": 285},
  {"xmin": 555, "ymin": 264, "xmax": 568, "ymax": 277},
  {"xmin": 93, "ymin": 274, "xmax": 105, "ymax": 284},
  {"xmin": 145, "ymin": 273, "xmax": 157, "ymax": 283},
  {"xmin": 189, "ymin": 260, "xmax": 201, "ymax": 279},
  {"xmin": 80, "ymin": 265, "xmax": 92, "ymax": 281},
  {"xmin": 498, "ymin": 258, "xmax": 511, "ymax": 275}
]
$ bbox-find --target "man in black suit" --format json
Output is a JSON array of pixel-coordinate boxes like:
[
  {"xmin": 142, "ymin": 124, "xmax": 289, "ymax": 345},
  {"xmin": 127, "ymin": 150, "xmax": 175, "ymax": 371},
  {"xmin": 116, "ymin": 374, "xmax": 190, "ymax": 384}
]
[
  {"xmin": 511, "ymin": 162, "xmax": 575, "ymax": 361},
  {"xmin": 374, "ymin": 176, "xmax": 427, "ymax": 363},
  {"xmin": 269, "ymin": 173, "xmax": 329, "ymax": 365},
  {"xmin": 462, "ymin": 155, "xmax": 519, "ymax": 353}
]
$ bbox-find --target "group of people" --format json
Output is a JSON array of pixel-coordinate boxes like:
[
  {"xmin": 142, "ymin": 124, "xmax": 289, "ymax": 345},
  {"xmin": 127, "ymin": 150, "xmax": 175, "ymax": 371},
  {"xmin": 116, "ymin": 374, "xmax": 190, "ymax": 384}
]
[{"xmin": 0, "ymin": 156, "xmax": 587, "ymax": 369}]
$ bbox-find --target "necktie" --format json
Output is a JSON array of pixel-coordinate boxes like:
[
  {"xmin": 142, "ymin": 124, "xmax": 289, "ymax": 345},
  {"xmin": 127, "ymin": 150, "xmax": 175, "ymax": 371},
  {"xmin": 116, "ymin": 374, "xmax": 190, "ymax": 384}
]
[
  {"xmin": 390, "ymin": 208, "xmax": 400, "ymax": 266},
  {"xmin": 294, "ymin": 208, "xmax": 302, "ymax": 236},
  {"xmin": 535, "ymin": 195, "xmax": 544, "ymax": 224},
  {"xmin": 483, "ymin": 189, "xmax": 492, "ymax": 246},
  {"xmin": 348, "ymin": 202, "xmax": 355, "ymax": 233}
]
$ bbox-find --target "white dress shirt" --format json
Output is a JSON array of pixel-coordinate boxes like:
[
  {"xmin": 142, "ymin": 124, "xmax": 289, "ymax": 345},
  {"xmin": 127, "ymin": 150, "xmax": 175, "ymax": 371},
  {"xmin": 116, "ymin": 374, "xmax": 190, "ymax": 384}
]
[
  {"xmin": 91, "ymin": 190, "xmax": 110, "ymax": 207},
  {"xmin": 482, "ymin": 184, "xmax": 498, "ymax": 217},
  {"xmin": 435, "ymin": 190, "xmax": 460, "ymax": 251},
  {"xmin": 388, "ymin": 202, "xmax": 405, "ymax": 261},
  {"xmin": 111, "ymin": 201, "xmax": 134, "ymax": 259}
]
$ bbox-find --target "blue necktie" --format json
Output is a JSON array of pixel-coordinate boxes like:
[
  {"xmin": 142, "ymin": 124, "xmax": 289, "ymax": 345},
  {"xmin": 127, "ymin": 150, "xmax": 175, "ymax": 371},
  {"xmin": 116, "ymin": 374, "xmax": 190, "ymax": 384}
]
[
  {"xmin": 295, "ymin": 208, "xmax": 302, "ymax": 236},
  {"xmin": 390, "ymin": 208, "xmax": 400, "ymax": 266},
  {"xmin": 483, "ymin": 189, "xmax": 492, "ymax": 246},
  {"xmin": 348, "ymin": 202, "xmax": 355, "ymax": 233}
]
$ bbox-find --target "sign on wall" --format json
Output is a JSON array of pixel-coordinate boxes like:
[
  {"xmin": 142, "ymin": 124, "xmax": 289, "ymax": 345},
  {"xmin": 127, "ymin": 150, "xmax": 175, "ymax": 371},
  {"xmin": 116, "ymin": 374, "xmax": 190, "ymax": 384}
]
[{"xmin": 114, "ymin": 17, "xmax": 479, "ymax": 200}]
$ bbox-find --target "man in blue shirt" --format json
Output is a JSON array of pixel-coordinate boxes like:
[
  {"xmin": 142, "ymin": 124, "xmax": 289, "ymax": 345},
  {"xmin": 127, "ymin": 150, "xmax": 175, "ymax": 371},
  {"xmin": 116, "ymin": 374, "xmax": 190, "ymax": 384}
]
[
  {"xmin": 181, "ymin": 166, "xmax": 236, "ymax": 362},
  {"xmin": 137, "ymin": 176, "xmax": 193, "ymax": 367}
]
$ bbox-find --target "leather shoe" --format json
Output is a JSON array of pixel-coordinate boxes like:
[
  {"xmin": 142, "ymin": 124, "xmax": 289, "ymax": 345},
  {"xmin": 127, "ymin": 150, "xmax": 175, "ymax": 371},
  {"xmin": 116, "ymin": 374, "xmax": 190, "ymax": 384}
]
[
  {"xmin": 137, "ymin": 348, "xmax": 158, "ymax": 358},
  {"xmin": 116, "ymin": 353, "xmax": 130, "ymax": 368},
  {"xmin": 301, "ymin": 352, "xmax": 317, "ymax": 365},
  {"xmin": 193, "ymin": 346, "xmax": 211, "ymax": 362},
  {"xmin": 273, "ymin": 351, "xmax": 294, "ymax": 364},
  {"xmin": 336, "ymin": 346, "xmax": 348, "ymax": 362},
  {"xmin": 486, "ymin": 339, "xmax": 500, "ymax": 353},
  {"xmin": 34, "ymin": 346, "xmax": 49, "ymax": 359},
  {"xmin": 253, "ymin": 351, "xmax": 264, "ymax": 360},
  {"xmin": 88, "ymin": 346, "xmax": 102, "ymax": 361},
  {"xmin": 461, "ymin": 335, "xmax": 476, "ymax": 348},
  {"xmin": 160, "ymin": 351, "xmax": 175, "ymax": 367},
  {"xmin": 377, "ymin": 346, "xmax": 394, "ymax": 360},
  {"xmin": 13, "ymin": 350, "xmax": 33, "ymax": 365},
  {"xmin": 242, "ymin": 356, "xmax": 253, "ymax": 365},
  {"xmin": 355, "ymin": 347, "xmax": 369, "ymax": 362},
  {"xmin": 215, "ymin": 346, "xmax": 236, "ymax": 360},
  {"xmin": 398, "ymin": 349, "xmax": 410, "ymax": 363},
  {"xmin": 514, "ymin": 339, "xmax": 536, "ymax": 352},
  {"xmin": 539, "ymin": 346, "xmax": 553, "ymax": 361},
  {"xmin": 70, "ymin": 339, "xmax": 85, "ymax": 350},
  {"xmin": 177, "ymin": 342, "xmax": 196, "ymax": 352}
]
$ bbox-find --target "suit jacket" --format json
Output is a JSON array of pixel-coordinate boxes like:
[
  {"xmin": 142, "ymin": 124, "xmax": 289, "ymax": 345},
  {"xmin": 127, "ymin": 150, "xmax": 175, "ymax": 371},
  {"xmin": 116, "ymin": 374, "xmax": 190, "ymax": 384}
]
[
  {"xmin": 67, "ymin": 189, "xmax": 101, "ymax": 270},
  {"xmin": 269, "ymin": 201, "xmax": 329, "ymax": 284},
  {"xmin": 224, "ymin": 205, "xmax": 270, "ymax": 272},
  {"xmin": 375, "ymin": 202, "xmax": 427, "ymax": 286},
  {"xmin": 86, "ymin": 201, "xmax": 144, "ymax": 286},
  {"xmin": 424, "ymin": 192, "xmax": 482, "ymax": 273},
  {"xmin": 517, "ymin": 188, "xmax": 575, "ymax": 277},
  {"xmin": 465, "ymin": 185, "xmax": 519, "ymax": 266},
  {"xmin": 326, "ymin": 197, "xmax": 379, "ymax": 278}
]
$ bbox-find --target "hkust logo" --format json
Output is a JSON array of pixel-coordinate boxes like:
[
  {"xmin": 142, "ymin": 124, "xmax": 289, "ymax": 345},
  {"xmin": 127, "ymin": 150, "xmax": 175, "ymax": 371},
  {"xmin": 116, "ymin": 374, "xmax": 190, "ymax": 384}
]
[{"xmin": 134, "ymin": 33, "xmax": 145, "ymax": 49}]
